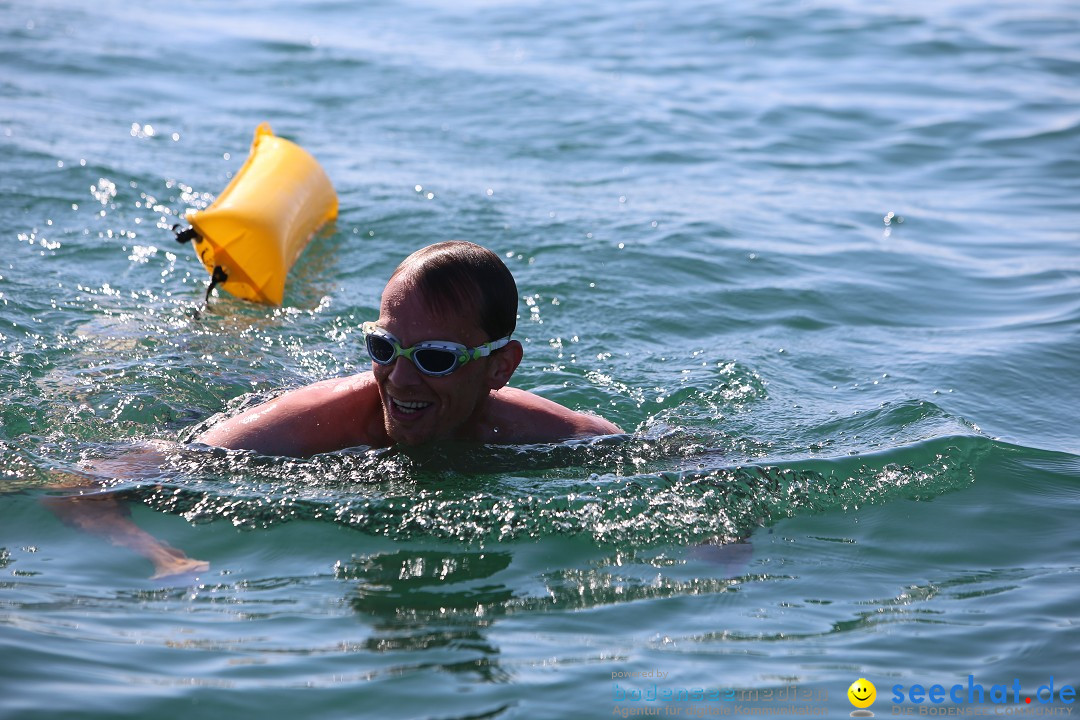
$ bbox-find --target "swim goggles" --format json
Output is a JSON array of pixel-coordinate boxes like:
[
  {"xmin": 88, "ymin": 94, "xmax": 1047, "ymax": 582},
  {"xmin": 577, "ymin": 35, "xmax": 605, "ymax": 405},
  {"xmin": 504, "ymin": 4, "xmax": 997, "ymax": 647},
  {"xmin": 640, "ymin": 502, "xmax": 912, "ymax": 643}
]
[{"xmin": 361, "ymin": 321, "xmax": 511, "ymax": 377}]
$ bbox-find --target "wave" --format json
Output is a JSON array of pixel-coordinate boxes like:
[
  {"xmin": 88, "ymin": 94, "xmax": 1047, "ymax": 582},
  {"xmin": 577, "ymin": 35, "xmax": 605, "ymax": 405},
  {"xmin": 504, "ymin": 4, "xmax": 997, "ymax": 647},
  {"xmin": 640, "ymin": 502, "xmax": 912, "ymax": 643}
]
[{"xmin": 21, "ymin": 428, "xmax": 989, "ymax": 550}]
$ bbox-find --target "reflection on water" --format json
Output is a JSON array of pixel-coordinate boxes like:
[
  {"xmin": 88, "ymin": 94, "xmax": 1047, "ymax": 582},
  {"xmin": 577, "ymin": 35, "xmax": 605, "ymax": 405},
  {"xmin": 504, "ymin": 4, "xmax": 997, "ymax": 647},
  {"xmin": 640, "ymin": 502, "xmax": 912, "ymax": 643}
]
[
  {"xmin": 341, "ymin": 549, "xmax": 512, "ymax": 679},
  {"xmin": 334, "ymin": 543, "xmax": 755, "ymax": 687},
  {"xmin": 342, "ymin": 549, "xmax": 515, "ymax": 617}
]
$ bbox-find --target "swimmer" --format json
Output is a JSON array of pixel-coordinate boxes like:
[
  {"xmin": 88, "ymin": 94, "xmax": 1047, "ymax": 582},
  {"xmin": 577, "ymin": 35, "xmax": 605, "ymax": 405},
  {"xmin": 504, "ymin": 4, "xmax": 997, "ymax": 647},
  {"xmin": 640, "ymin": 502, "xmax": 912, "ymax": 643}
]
[
  {"xmin": 196, "ymin": 240, "xmax": 621, "ymax": 456},
  {"xmin": 44, "ymin": 241, "xmax": 620, "ymax": 578}
]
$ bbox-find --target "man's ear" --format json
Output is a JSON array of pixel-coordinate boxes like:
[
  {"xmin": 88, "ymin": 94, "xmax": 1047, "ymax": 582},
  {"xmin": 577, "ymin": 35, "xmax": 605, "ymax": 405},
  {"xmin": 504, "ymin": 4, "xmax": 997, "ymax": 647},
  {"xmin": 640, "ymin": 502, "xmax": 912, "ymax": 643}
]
[{"xmin": 486, "ymin": 339, "xmax": 522, "ymax": 390}]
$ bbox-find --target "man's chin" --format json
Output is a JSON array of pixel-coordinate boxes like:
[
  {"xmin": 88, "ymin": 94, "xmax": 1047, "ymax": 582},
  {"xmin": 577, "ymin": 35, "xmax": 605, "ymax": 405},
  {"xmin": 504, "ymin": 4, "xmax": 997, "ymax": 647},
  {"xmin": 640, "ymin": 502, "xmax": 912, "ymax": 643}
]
[{"xmin": 384, "ymin": 416, "xmax": 435, "ymax": 447}]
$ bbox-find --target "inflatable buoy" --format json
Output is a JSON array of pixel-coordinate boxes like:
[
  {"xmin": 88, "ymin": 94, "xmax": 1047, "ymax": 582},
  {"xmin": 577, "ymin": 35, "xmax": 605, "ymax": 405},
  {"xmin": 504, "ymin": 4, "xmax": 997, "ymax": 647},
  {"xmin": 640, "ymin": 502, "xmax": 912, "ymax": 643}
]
[{"xmin": 177, "ymin": 123, "xmax": 338, "ymax": 306}]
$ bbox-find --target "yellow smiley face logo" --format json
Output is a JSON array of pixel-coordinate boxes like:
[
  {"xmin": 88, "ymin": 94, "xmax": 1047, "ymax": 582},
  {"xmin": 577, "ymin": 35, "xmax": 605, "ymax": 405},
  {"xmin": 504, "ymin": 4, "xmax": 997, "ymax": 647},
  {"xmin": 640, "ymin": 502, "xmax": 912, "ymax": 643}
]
[{"xmin": 848, "ymin": 678, "xmax": 876, "ymax": 708}]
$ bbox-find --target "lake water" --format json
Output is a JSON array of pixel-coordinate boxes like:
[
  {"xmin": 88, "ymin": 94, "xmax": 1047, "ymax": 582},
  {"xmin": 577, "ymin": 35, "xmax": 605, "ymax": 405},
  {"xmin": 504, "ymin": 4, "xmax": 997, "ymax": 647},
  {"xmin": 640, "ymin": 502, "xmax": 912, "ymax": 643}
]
[{"xmin": 1, "ymin": 0, "xmax": 1078, "ymax": 718}]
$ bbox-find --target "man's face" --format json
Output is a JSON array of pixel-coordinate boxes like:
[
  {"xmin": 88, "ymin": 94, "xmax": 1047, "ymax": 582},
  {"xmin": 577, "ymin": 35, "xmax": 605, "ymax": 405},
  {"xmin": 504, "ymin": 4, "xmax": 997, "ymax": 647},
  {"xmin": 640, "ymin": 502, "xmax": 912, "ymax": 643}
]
[{"xmin": 371, "ymin": 275, "xmax": 497, "ymax": 446}]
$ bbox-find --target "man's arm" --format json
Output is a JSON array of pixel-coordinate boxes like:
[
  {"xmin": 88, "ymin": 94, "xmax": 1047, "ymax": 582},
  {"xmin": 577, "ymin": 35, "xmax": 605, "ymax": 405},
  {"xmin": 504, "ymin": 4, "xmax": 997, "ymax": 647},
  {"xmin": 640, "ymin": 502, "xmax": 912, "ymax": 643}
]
[
  {"xmin": 195, "ymin": 373, "xmax": 387, "ymax": 457},
  {"xmin": 44, "ymin": 443, "xmax": 209, "ymax": 580}
]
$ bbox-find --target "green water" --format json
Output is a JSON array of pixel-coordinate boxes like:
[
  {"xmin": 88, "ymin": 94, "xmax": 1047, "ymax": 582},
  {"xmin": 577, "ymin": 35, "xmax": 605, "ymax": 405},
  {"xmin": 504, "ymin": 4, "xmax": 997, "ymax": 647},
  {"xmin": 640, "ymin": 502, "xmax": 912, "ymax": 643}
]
[{"xmin": 2, "ymin": 0, "xmax": 1079, "ymax": 718}]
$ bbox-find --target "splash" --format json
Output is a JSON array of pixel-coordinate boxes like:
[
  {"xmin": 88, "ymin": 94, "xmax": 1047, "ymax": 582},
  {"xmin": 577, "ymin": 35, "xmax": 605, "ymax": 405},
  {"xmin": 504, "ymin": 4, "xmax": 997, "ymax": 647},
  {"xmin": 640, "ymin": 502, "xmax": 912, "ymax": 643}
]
[{"xmin": 92, "ymin": 431, "xmax": 992, "ymax": 548}]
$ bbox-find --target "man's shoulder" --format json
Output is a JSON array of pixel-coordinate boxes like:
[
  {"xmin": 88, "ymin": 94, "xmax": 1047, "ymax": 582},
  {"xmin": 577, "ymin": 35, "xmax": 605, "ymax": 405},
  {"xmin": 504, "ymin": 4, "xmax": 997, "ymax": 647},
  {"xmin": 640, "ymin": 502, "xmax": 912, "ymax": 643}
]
[
  {"xmin": 486, "ymin": 387, "xmax": 622, "ymax": 443},
  {"xmin": 196, "ymin": 372, "xmax": 386, "ymax": 456},
  {"xmin": 275, "ymin": 372, "xmax": 384, "ymax": 436},
  {"xmin": 296, "ymin": 371, "xmax": 376, "ymax": 397}
]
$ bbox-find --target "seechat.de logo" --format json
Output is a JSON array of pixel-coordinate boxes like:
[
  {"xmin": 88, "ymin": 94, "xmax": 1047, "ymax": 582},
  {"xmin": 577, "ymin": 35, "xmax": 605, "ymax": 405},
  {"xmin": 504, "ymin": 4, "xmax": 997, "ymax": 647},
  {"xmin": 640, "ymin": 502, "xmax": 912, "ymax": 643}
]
[{"xmin": 848, "ymin": 678, "xmax": 877, "ymax": 717}]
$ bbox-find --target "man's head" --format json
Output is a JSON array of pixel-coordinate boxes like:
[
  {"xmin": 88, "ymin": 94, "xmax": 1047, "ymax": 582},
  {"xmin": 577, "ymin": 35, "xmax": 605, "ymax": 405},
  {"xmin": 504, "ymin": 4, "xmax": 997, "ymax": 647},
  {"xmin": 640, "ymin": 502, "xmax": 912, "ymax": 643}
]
[
  {"xmin": 369, "ymin": 241, "xmax": 523, "ymax": 445},
  {"xmin": 388, "ymin": 241, "xmax": 518, "ymax": 342}
]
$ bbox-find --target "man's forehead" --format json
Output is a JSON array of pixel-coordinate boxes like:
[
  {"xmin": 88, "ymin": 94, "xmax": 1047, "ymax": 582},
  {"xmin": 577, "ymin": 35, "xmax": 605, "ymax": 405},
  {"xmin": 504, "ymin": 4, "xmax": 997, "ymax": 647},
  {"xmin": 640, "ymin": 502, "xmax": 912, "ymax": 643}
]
[{"xmin": 379, "ymin": 276, "xmax": 485, "ymax": 341}]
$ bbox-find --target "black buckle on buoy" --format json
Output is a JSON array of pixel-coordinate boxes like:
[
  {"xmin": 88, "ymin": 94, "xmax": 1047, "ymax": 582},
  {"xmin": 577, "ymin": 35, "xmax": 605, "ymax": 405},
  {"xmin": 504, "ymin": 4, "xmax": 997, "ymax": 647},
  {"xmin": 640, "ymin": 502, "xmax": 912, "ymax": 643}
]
[
  {"xmin": 172, "ymin": 224, "xmax": 201, "ymax": 245},
  {"xmin": 190, "ymin": 265, "xmax": 229, "ymax": 321},
  {"xmin": 205, "ymin": 266, "xmax": 228, "ymax": 304},
  {"xmin": 172, "ymin": 224, "xmax": 223, "ymax": 318}
]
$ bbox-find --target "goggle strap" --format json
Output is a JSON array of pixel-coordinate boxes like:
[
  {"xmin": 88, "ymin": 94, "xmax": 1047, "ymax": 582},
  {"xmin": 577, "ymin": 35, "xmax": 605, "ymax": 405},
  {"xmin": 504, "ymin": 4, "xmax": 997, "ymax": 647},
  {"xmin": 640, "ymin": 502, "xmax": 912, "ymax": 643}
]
[{"xmin": 469, "ymin": 336, "xmax": 511, "ymax": 361}]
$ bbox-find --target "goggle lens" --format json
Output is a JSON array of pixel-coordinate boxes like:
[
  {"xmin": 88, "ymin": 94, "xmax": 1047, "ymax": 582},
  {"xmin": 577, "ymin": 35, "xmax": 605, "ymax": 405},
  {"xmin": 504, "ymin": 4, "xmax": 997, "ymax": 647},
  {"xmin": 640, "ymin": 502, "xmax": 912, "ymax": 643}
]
[
  {"xmin": 414, "ymin": 348, "xmax": 457, "ymax": 375},
  {"xmin": 366, "ymin": 334, "xmax": 397, "ymax": 364}
]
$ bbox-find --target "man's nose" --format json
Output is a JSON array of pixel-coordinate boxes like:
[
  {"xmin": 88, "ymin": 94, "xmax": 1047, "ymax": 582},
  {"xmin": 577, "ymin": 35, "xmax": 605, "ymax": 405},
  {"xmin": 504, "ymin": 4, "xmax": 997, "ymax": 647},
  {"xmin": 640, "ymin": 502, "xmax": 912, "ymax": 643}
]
[{"xmin": 387, "ymin": 354, "xmax": 422, "ymax": 385}]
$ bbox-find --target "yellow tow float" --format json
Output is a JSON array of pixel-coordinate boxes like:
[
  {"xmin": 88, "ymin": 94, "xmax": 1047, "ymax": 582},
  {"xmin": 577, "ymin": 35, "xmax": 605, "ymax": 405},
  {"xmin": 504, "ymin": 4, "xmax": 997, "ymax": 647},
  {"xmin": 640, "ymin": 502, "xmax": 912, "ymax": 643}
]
[{"xmin": 176, "ymin": 123, "xmax": 338, "ymax": 306}]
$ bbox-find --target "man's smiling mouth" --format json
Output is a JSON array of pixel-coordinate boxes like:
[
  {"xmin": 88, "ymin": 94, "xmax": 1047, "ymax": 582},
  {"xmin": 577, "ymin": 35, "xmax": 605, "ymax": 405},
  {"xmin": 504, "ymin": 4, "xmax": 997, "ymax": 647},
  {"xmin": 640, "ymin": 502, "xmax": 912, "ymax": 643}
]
[{"xmin": 391, "ymin": 397, "xmax": 432, "ymax": 415}]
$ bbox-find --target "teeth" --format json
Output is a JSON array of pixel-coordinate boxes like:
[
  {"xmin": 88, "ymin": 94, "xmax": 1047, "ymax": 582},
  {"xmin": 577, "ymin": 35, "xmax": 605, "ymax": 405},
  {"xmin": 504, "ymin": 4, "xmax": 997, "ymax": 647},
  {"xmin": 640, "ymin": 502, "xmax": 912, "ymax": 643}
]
[{"xmin": 392, "ymin": 398, "xmax": 431, "ymax": 413}]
